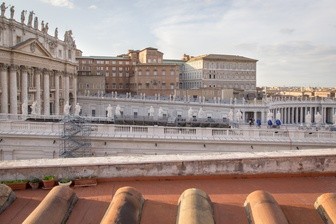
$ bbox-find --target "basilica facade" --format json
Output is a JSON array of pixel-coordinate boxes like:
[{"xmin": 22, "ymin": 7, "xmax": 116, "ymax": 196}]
[{"xmin": 0, "ymin": 4, "xmax": 78, "ymax": 116}]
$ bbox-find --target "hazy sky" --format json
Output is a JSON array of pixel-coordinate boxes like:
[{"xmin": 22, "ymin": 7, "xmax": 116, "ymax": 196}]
[{"xmin": 6, "ymin": 0, "xmax": 336, "ymax": 87}]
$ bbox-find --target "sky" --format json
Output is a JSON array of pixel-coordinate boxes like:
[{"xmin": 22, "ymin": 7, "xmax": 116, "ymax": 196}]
[{"xmin": 6, "ymin": 0, "xmax": 336, "ymax": 87}]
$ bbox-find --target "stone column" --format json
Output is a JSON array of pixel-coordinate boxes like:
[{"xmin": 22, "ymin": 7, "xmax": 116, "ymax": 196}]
[
  {"xmin": 43, "ymin": 70, "xmax": 50, "ymax": 115},
  {"xmin": 300, "ymin": 107, "xmax": 303, "ymax": 123},
  {"xmin": 21, "ymin": 66, "xmax": 29, "ymax": 115},
  {"xmin": 254, "ymin": 110, "xmax": 257, "ymax": 122},
  {"xmin": 284, "ymin": 108, "xmax": 287, "ymax": 124},
  {"xmin": 55, "ymin": 72, "xmax": 60, "ymax": 115},
  {"xmin": 64, "ymin": 73, "xmax": 69, "ymax": 104},
  {"xmin": 0, "ymin": 64, "xmax": 9, "ymax": 113},
  {"xmin": 35, "ymin": 68, "xmax": 41, "ymax": 115},
  {"xmin": 73, "ymin": 75, "xmax": 77, "ymax": 105},
  {"xmin": 9, "ymin": 65, "xmax": 18, "ymax": 115}
]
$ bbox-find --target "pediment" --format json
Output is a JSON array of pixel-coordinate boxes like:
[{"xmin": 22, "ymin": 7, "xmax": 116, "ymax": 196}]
[{"xmin": 12, "ymin": 38, "xmax": 52, "ymax": 58}]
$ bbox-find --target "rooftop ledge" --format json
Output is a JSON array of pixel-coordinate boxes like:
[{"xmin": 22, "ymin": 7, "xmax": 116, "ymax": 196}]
[{"xmin": 1, "ymin": 148, "xmax": 336, "ymax": 181}]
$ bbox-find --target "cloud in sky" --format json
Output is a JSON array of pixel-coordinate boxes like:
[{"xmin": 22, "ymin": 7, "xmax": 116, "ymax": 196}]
[
  {"xmin": 88, "ymin": 5, "xmax": 97, "ymax": 10},
  {"xmin": 40, "ymin": 0, "xmax": 74, "ymax": 9},
  {"xmin": 10, "ymin": 0, "xmax": 336, "ymax": 86}
]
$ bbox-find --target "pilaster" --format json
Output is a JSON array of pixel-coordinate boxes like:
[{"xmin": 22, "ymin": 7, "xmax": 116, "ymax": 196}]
[
  {"xmin": 9, "ymin": 65, "xmax": 18, "ymax": 114},
  {"xmin": 43, "ymin": 69, "xmax": 50, "ymax": 115},
  {"xmin": 0, "ymin": 64, "xmax": 9, "ymax": 113}
]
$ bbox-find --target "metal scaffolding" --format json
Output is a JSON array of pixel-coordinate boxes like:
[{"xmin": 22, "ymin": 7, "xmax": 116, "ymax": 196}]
[{"xmin": 60, "ymin": 115, "xmax": 93, "ymax": 158}]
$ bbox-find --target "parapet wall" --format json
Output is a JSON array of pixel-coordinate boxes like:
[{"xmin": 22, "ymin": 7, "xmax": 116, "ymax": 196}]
[{"xmin": 0, "ymin": 149, "xmax": 336, "ymax": 181}]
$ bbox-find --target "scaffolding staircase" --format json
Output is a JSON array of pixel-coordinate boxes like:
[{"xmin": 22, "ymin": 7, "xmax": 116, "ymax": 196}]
[{"xmin": 59, "ymin": 115, "xmax": 93, "ymax": 158}]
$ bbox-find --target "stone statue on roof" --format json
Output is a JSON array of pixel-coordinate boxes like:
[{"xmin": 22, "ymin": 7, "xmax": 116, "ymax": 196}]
[
  {"xmin": 28, "ymin": 11, "xmax": 34, "ymax": 27},
  {"xmin": 235, "ymin": 109, "xmax": 242, "ymax": 123},
  {"xmin": 33, "ymin": 16, "xmax": 38, "ymax": 29},
  {"xmin": 63, "ymin": 101, "xmax": 71, "ymax": 115},
  {"xmin": 10, "ymin": 5, "xmax": 14, "ymax": 19},
  {"xmin": 41, "ymin": 20, "xmax": 44, "ymax": 32},
  {"xmin": 148, "ymin": 106, "xmax": 154, "ymax": 117},
  {"xmin": 54, "ymin": 27, "xmax": 58, "ymax": 39},
  {"xmin": 64, "ymin": 30, "xmax": 76, "ymax": 48},
  {"xmin": 188, "ymin": 107, "xmax": 193, "ymax": 121},
  {"xmin": 305, "ymin": 111, "xmax": 311, "ymax": 126},
  {"xmin": 198, "ymin": 107, "xmax": 205, "ymax": 119},
  {"xmin": 21, "ymin": 10, "xmax": 26, "ymax": 24},
  {"xmin": 74, "ymin": 103, "xmax": 81, "ymax": 116},
  {"xmin": 115, "ymin": 105, "xmax": 121, "ymax": 117},
  {"xmin": 1, "ymin": 2, "xmax": 8, "ymax": 17},
  {"xmin": 158, "ymin": 107, "xmax": 164, "ymax": 118},
  {"xmin": 45, "ymin": 22, "xmax": 49, "ymax": 33},
  {"xmin": 107, "ymin": 104, "xmax": 113, "ymax": 118},
  {"xmin": 227, "ymin": 109, "xmax": 233, "ymax": 121}
]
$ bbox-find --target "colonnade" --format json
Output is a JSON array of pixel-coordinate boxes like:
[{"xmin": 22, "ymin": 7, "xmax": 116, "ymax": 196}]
[
  {"xmin": 0, "ymin": 63, "xmax": 76, "ymax": 115},
  {"xmin": 270, "ymin": 106, "xmax": 336, "ymax": 124}
]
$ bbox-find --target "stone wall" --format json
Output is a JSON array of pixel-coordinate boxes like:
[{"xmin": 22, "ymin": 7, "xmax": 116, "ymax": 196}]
[{"xmin": 0, "ymin": 149, "xmax": 336, "ymax": 181}]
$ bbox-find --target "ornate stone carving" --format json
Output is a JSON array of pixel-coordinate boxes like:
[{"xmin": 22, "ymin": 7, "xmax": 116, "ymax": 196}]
[
  {"xmin": 64, "ymin": 30, "xmax": 76, "ymax": 48},
  {"xmin": 48, "ymin": 40, "xmax": 58, "ymax": 50},
  {"xmin": 0, "ymin": 63, "xmax": 9, "ymax": 71},
  {"xmin": 30, "ymin": 42, "xmax": 36, "ymax": 53},
  {"xmin": 33, "ymin": 16, "xmax": 38, "ymax": 29}
]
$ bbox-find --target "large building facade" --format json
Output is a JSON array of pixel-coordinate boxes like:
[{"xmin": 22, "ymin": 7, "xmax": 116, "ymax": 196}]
[
  {"xmin": 0, "ymin": 5, "xmax": 78, "ymax": 116},
  {"xmin": 77, "ymin": 47, "xmax": 182, "ymax": 96},
  {"xmin": 77, "ymin": 51, "xmax": 257, "ymax": 99},
  {"xmin": 181, "ymin": 54, "xmax": 257, "ymax": 99}
]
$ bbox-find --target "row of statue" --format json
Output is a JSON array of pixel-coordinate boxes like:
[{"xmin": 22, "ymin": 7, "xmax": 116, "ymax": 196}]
[
  {"xmin": 20, "ymin": 99, "xmax": 336, "ymax": 125},
  {"xmin": 1, "ymin": 2, "xmax": 58, "ymax": 38}
]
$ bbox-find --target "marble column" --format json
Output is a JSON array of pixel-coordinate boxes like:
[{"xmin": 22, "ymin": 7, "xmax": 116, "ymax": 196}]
[
  {"xmin": 284, "ymin": 108, "xmax": 287, "ymax": 124},
  {"xmin": 21, "ymin": 66, "xmax": 28, "ymax": 115},
  {"xmin": 9, "ymin": 65, "xmax": 18, "ymax": 114},
  {"xmin": 64, "ymin": 73, "xmax": 69, "ymax": 104},
  {"xmin": 300, "ymin": 107, "xmax": 303, "ymax": 123},
  {"xmin": 0, "ymin": 64, "xmax": 9, "ymax": 113},
  {"xmin": 55, "ymin": 72, "xmax": 60, "ymax": 115},
  {"xmin": 73, "ymin": 75, "xmax": 77, "ymax": 105},
  {"xmin": 35, "ymin": 69, "xmax": 41, "ymax": 115},
  {"xmin": 43, "ymin": 70, "xmax": 50, "ymax": 115}
]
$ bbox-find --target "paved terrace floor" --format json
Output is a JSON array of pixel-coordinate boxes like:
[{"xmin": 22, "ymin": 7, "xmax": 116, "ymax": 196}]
[{"xmin": 1, "ymin": 175, "xmax": 336, "ymax": 224}]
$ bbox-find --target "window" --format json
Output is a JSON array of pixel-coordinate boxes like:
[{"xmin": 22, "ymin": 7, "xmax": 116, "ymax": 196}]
[
  {"xmin": 162, "ymin": 70, "xmax": 166, "ymax": 76},
  {"xmin": 112, "ymin": 72, "xmax": 116, "ymax": 77},
  {"xmin": 146, "ymin": 71, "xmax": 149, "ymax": 76},
  {"xmin": 119, "ymin": 83, "xmax": 123, "ymax": 89},
  {"xmin": 138, "ymin": 71, "xmax": 142, "ymax": 76},
  {"xmin": 112, "ymin": 67, "xmax": 116, "ymax": 71},
  {"xmin": 119, "ymin": 73, "xmax": 123, "ymax": 77},
  {"xmin": 170, "ymin": 71, "xmax": 174, "ymax": 76},
  {"xmin": 112, "ymin": 83, "xmax": 116, "ymax": 88},
  {"xmin": 119, "ymin": 67, "xmax": 123, "ymax": 71},
  {"xmin": 112, "ymin": 61, "xmax": 116, "ymax": 64},
  {"xmin": 154, "ymin": 70, "xmax": 157, "ymax": 76},
  {"xmin": 58, "ymin": 50, "xmax": 62, "ymax": 57},
  {"xmin": 68, "ymin": 50, "xmax": 72, "ymax": 59},
  {"xmin": 16, "ymin": 36, "xmax": 21, "ymax": 44},
  {"xmin": 118, "ymin": 61, "xmax": 123, "ymax": 65}
]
